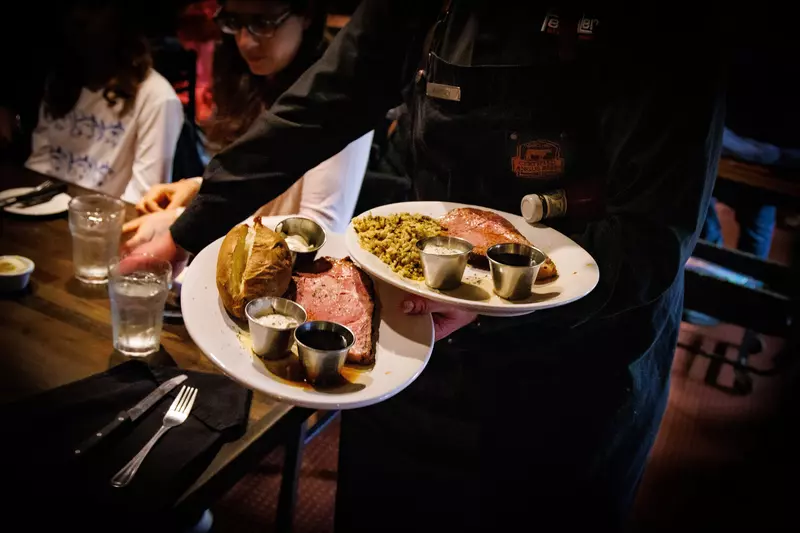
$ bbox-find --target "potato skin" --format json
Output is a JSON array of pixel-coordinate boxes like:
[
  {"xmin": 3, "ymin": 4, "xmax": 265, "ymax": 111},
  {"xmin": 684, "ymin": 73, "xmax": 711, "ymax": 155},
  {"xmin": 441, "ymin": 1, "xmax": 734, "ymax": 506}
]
[
  {"xmin": 216, "ymin": 224, "xmax": 249, "ymax": 319},
  {"xmin": 216, "ymin": 218, "xmax": 293, "ymax": 319}
]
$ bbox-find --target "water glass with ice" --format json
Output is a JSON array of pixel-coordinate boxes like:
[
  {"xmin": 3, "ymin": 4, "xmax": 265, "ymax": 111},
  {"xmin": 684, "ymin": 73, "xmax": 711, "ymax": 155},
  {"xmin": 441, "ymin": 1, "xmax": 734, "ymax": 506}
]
[
  {"xmin": 68, "ymin": 194, "xmax": 125, "ymax": 284},
  {"xmin": 109, "ymin": 254, "xmax": 172, "ymax": 357}
]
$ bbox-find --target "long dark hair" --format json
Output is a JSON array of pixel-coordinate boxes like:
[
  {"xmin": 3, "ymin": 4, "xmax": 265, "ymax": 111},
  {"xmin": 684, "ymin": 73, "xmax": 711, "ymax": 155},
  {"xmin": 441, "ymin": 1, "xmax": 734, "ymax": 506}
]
[
  {"xmin": 43, "ymin": 1, "xmax": 153, "ymax": 119},
  {"xmin": 204, "ymin": 0, "xmax": 327, "ymax": 150}
]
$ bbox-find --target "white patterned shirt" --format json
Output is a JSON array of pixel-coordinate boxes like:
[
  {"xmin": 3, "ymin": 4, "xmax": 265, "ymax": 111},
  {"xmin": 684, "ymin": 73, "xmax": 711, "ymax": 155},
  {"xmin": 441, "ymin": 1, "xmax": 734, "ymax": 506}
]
[{"xmin": 26, "ymin": 69, "xmax": 183, "ymax": 203}]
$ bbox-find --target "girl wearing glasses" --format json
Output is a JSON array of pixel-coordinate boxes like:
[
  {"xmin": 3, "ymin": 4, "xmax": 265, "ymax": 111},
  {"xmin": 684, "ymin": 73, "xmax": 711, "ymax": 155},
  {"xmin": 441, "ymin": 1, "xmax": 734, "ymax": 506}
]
[{"xmin": 123, "ymin": 0, "xmax": 372, "ymax": 250}]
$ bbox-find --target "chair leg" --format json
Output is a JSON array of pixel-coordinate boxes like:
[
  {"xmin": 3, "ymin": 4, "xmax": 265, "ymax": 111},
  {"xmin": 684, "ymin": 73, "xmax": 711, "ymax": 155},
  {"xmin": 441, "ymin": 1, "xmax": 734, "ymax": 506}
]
[{"xmin": 276, "ymin": 420, "xmax": 307, "ymax": 533}]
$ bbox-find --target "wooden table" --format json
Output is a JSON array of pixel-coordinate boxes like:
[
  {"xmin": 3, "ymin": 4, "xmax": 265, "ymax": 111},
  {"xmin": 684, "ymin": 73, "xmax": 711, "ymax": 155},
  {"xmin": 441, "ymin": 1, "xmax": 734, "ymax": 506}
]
[
  {"xmin": 717, "ymin": 157, "xmax": 800, "ymax": 207},
  {"xmin": 0, "ymin": 164, "xmax": 313, "ymax": 529}
]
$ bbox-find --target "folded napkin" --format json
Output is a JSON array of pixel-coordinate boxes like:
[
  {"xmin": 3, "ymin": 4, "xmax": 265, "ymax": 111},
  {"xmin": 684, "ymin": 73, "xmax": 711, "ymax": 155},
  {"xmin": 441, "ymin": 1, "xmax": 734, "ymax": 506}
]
[{"xmin": 0, "ymin": 361, "xmax": 251, "ymax": 532}]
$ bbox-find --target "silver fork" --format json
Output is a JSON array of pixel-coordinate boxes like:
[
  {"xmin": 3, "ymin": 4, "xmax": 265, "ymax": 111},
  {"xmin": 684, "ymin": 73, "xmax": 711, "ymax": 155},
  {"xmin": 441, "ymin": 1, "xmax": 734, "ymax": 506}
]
[
  {"xmin": 111, "ymin": 385, "xmax": 198, "ymax": 488},
  {"xmin": 29, "ymin": 180, "xmax": 54, "ymax": 194}
]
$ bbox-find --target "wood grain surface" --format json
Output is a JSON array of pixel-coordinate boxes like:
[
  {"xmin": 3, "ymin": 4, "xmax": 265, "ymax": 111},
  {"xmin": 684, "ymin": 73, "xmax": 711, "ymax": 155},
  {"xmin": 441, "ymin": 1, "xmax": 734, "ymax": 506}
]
[
  {"xmin": 0, "ymin": 163, "xmax": 296, "ymax": 508},
  {"xmin": 717, "ymin": 157, "xmax": 800, "ymax": 199}
]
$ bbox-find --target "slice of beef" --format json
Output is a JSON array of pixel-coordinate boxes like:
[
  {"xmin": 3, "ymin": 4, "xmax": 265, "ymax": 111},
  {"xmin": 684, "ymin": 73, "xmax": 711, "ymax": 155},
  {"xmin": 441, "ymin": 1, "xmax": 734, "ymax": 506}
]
[
  {"xmin": 441, "ymin": 207, "xmax": 532, "ymax": 257},
  {"xmin": 291, "ymin": 257, "xmax": 377, "ymax": 365},
  {"xmin": 440, "ymin": 207, "xmax": 558, "ymax": 278}
]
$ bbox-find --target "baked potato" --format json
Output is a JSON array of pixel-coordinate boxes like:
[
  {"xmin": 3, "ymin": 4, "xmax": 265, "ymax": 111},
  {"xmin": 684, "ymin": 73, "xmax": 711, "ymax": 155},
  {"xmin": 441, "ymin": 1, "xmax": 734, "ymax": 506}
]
[{"xmin": 216, "ymin": 217, "xmax": 293, "ymax": 319}]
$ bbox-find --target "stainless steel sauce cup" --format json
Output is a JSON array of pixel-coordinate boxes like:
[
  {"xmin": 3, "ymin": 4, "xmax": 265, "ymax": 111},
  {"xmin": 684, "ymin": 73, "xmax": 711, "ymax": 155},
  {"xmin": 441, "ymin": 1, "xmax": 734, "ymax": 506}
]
[
  {"xmin": 274, "ymin": 217, "xmax": 327, "ymax": 268},
  {"xmin": 486, "ymin": 243, "xmax": 547, "ymax": 300},
  {"xmin": 416, "ymin": 236, "xmax": 474, "ymax": 290},
  {"xmin": 245, "ymin": 297, "xmax": 307, "ymax": 360},
  {"xmin": 294, "ymin": 321, "xmax": 355, "ymax": 384}
]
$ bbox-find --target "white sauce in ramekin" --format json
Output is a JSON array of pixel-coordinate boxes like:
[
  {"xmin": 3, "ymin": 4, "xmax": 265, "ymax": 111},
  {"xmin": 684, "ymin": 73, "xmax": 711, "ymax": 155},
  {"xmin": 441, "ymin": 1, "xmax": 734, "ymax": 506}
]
[
  {"xmin": 254, "ymin": 313, "xmax": 299, "ymax": 330},
  {"xmin": 423, "ymin": 244, "xmax": 463, "ymax": 256}
]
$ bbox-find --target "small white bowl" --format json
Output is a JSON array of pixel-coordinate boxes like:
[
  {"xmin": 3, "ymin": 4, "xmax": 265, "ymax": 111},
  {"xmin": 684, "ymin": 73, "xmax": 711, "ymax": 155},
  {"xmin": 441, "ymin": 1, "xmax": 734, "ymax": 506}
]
[{"xmin": 0, "ymin": 255, "xmax": 35, "ymax": 292}]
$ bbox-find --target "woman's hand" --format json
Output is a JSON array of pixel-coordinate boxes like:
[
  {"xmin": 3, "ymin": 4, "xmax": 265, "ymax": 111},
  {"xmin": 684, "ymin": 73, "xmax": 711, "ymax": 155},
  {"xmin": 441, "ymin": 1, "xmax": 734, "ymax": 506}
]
[
  {"xmin": 401, "ymin": 295, "xmax": 478, "ymax": 342},
  {"xmin": 136, "ymin": 178, "xmax": 202, "ymax": 214},
  {"xmin": 121, "ymin": 209, "xmax": 181, "ymax": 254},
  {"xmin": 127, "ymin": 231, "xmax": 190, "ymax": 278}
]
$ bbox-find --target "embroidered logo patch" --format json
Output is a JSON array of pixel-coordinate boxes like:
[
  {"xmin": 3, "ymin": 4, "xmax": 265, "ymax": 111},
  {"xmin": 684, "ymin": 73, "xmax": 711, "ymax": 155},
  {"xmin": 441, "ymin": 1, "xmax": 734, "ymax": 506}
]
[{"xmin": 511, "ymin": 139, "xmax": 565, "ymax": 179}]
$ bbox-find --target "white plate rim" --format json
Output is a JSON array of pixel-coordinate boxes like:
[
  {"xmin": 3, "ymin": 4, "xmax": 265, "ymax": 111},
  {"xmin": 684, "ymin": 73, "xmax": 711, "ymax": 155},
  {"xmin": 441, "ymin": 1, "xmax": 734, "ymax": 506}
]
[
  {"xmin": 0, "ymin": 186, "xmax": 71, "ymax": 216},
  {"xmin": 345, "ymin": 201, "xmax": 599, "ymax": 316}
]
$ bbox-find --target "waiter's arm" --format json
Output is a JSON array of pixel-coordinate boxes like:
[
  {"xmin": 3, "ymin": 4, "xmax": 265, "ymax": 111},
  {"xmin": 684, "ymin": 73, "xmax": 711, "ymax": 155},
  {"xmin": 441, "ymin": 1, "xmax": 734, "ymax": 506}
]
[
  {"xmin": 473, "ymin": 38, "xmax": 727, "ymax": 334},
  {"xmin": 171, "ymin": 0, "xmax": 439, "ymax": 253}
]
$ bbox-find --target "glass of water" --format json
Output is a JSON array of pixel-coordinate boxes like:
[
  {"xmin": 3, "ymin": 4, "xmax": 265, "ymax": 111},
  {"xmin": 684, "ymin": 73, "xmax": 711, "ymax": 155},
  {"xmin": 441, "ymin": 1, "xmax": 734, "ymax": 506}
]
[
  {"xmin": 68, "ymin": 195, "xmax": 126, "ymax": 284},
  {"xmin": 108, "ymin": 254, "xmax": 172, "ymax": 357}
]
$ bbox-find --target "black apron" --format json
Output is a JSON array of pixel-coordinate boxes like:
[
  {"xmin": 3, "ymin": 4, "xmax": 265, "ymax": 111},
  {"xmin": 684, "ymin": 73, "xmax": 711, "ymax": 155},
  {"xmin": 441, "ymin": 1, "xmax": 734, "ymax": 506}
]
[{"xmin": 336, "ymin": 6, "xmax": 678, "ymax": 532}]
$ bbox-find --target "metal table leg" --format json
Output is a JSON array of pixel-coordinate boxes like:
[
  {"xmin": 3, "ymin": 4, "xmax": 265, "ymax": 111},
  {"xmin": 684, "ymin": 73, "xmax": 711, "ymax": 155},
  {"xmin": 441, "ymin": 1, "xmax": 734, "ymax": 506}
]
[{"xmin": 276, "ymin": 420, "xmax": 307, "ymax": 533}]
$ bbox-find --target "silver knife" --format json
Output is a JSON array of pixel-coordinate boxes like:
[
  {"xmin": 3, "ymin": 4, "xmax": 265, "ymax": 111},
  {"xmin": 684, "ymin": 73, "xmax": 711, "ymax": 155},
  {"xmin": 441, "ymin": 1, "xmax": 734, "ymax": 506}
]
[{"xmin": 73, "ymin": 374, "xmax": 188, "ymax": 456}]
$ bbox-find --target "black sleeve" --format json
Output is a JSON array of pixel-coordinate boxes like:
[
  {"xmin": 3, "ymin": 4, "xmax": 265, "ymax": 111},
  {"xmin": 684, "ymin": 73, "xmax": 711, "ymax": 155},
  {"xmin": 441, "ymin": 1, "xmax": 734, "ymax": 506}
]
[
  {"xmin": 171, "ymin": 0, "xmax": 439, "ymax": 253},
  {"xmin": 470, "ymin": 27, "xmax": 727, "ymax": 335}
]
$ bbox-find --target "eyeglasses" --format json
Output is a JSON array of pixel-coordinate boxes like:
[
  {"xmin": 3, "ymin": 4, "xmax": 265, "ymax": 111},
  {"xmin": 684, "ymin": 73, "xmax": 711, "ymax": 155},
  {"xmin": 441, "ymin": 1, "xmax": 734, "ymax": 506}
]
[{"xmin": 214, "ymin": 8, "xmax": 292, "ymax": 38}]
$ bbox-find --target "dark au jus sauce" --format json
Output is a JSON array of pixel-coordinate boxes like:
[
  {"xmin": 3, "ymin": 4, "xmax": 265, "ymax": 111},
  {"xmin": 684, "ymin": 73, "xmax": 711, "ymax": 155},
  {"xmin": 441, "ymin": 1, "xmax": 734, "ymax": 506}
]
[
  {"xmin": 491, "ymin": 252, "xmax": 533, "ymax": 267},
  {"xmin": 296, "ymin": 329, "xmax": 349, "ymax": 351},
  {"xmin": 262, "ymin": 354, "xmax": 363, "ymax": 390}
]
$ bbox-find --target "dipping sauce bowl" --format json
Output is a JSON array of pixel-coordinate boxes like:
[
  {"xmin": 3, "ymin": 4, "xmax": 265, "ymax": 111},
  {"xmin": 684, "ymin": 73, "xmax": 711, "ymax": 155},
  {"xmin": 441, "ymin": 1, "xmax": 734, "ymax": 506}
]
[
  {"xmin": 416, "ymin": 236, "xmax": 473, "ymax": 290},
  {"xmin": 246, "ymin": 297, "xmax": 307, "ymax": 360},
  {"xmin": 294, "ymin": 321, "xmax": 355, "ymax": 385},
  {"xmin": 486, "ymin": 243, "xmax": 547, "ymax": 300},
  {"xmin": 0, "ymin": 255, "xmax": 34, "ymax": 293},
  {"xmin": 275, "ymin": 217, "xmax": 327, "ymax": 268}
]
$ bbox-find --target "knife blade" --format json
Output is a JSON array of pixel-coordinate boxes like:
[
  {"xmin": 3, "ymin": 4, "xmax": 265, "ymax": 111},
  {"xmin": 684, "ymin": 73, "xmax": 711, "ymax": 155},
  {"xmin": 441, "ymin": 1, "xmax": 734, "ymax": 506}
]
[
  {"xmin": 16, "ymin": 188, "xmax": 62, "ymax": 208},
  {"xmin": 73, "ymin": 374, "xmax": 188, "ymax": 456}
]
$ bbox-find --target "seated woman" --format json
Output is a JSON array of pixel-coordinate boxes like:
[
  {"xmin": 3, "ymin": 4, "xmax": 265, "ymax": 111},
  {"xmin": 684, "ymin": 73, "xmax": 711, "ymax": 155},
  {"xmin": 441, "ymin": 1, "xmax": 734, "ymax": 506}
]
[
  {"xmin": 25, "ymin": 0, "xmax": 183, "ymax": 203},
  {"xmin": 123, "ymin": 0, "xmax": 372, "ymax": 249}
]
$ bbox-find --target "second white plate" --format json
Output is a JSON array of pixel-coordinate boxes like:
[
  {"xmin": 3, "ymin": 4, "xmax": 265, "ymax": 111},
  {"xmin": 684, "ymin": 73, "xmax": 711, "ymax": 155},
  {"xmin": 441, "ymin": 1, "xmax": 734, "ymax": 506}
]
[{"xmin": 346, "ymin": 201, "xmax": 600, "ymax": 317}]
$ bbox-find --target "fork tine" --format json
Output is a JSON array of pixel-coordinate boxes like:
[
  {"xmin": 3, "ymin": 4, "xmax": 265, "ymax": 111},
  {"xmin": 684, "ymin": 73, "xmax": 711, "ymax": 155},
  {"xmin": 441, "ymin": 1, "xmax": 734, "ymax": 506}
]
[
  {"xmin": 180, "ymin": 387, "xmax": 195, "ymax": 412},
  {"xmin": 176, "ymin": 386, "xmax": 193, "ymax": 412},
  {"xmin": 169, "ymin": 386, "xmax": 187, "ymax": 412},
  {"xmin": 181, "ymin": 388, "xmax": 198, "ymax": 415}
]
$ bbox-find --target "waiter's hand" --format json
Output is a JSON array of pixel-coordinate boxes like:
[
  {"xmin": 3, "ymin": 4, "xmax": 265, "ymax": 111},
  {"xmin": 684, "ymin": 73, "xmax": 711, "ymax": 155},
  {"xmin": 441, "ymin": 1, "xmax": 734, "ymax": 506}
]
[
  {"xmin": 121, "ymin": 209, "xmax": 181, "ymax": 254},
  {"xmin": 402, "ymin": 296, "xmax": 478, "ymax": 342},
  {"xmin": 136, "ymin": 178, "xmax": 201, "ymax": 214},
  {"xmin": 127, "ymin": 231, "xmax": 190, "ymax": 278}
]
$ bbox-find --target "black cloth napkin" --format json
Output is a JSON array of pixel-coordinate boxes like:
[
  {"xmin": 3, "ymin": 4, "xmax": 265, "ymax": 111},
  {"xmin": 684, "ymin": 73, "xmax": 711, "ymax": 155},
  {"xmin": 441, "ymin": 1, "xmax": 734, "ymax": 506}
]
[{"xmin": 0, "ymin": 361, "xmax": 251, "ymax": 532}]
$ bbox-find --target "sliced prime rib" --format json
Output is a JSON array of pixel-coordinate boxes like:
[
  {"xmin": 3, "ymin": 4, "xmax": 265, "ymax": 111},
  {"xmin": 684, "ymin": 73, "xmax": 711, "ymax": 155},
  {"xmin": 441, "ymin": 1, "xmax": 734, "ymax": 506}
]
[
  {"xmin": 290, "ymin": 257, "xmax": 377, "ymax": 365},
  {"xmin": 440, "ymin": 207, "xmax": 558, "ymax": 279}
]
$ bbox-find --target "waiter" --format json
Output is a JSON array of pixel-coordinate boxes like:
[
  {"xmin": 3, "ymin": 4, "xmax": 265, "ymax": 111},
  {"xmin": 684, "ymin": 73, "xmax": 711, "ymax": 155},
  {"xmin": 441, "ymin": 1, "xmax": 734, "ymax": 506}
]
[{"xmin": 135, "ymin": 2, "xmax": 725, "ymax": 530}]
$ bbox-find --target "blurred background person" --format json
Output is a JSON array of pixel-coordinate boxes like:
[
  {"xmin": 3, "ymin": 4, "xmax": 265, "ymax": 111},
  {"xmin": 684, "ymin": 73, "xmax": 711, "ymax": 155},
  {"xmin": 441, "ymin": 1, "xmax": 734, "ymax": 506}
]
[
  {"xmin": 701, "ymin": 40, "xmax": 800, "ymax": 260},
  {"xmin": 24, "ymin": 0, "xmax": 183, "ymax": 203},
  {"xmin": 122, "ymin": 0, "xmax": 372, "ymax": 250}
]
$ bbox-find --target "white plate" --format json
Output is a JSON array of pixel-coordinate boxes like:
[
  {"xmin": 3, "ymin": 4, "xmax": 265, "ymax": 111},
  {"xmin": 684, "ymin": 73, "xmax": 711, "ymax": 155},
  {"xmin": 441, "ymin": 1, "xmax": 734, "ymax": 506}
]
[
  {"xmin": 0, "ymin": 187, "xmax": 71, "ymax": 216},
  {"xmin": 181, "ymin": 216, "xmax": 435, "ymax": 409},
  {"xmin": 346, "ymin": 201, "xmax": 600, "ymax": 317}
]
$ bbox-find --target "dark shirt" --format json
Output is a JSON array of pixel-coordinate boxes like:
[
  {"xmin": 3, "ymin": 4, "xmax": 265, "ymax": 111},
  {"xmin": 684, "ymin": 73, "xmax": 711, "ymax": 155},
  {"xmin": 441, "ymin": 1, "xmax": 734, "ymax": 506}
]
[{"xmin": 172, "ymin": 1, "xmax": 725, "ymax": 341}]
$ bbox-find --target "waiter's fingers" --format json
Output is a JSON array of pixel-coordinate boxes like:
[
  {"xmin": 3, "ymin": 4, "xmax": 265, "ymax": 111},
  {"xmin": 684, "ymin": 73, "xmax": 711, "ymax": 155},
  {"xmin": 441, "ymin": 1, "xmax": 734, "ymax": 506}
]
[
  {"xmin": 401, "ymin": 295, "xmax": 454, "ymax": 315},
  {"xmin": 431, "ymin": 313, "xmax": 476, "ymax": 342},
  {"xmin": 401, "ymin": 295, "xmax": 478, "ymax": 341}
]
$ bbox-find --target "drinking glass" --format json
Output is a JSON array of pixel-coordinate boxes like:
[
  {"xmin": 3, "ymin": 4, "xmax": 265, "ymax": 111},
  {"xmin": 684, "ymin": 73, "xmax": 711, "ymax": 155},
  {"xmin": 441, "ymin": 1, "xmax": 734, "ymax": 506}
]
[
  {"xmin": 108, "ymin": 254, "xmax": 172, "ymax": 357},
  {"xmin": 68, "ymin": 195, "xmax": 125, "ymax": 284}
]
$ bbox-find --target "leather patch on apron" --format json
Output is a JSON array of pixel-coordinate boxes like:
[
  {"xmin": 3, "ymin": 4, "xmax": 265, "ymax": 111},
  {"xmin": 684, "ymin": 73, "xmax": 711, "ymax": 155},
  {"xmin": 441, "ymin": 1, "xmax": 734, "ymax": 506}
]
[{"xmin": 510, "ymin": 135, "xmax": 565, "ymax": 179}]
